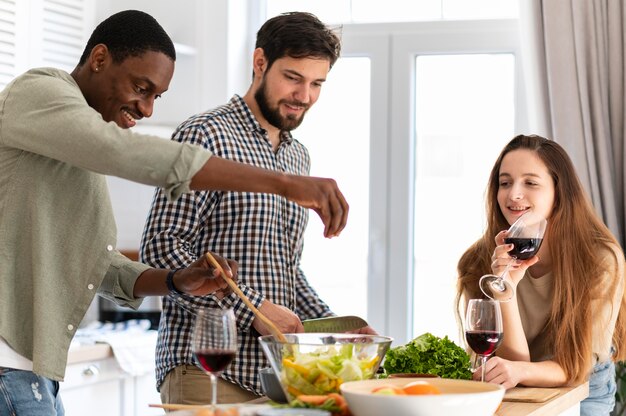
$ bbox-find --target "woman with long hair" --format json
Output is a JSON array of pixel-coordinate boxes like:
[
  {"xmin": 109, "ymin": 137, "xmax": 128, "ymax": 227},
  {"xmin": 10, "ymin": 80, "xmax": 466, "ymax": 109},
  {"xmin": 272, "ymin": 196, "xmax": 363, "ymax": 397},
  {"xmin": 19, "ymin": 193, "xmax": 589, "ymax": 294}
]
[{"xmin": 457, "ymin": 134, "xmax": 626, "ymax": 415}]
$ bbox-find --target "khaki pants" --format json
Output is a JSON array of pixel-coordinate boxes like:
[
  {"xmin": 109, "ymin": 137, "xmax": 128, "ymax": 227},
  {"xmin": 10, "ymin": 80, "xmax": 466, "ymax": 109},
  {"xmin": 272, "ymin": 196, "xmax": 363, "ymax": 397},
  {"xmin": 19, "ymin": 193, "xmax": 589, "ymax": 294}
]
[{"xmin": 160, "ymin": 365, "xmax": 259, "ymax": 407}]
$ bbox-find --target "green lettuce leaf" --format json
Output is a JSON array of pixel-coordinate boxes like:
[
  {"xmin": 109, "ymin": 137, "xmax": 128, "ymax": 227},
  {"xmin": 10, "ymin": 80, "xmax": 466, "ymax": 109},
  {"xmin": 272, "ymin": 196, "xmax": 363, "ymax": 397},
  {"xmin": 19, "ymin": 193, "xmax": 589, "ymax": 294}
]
[{"xmin": 383, "ymin": 332, "xmax": 472, "ymax": 380}]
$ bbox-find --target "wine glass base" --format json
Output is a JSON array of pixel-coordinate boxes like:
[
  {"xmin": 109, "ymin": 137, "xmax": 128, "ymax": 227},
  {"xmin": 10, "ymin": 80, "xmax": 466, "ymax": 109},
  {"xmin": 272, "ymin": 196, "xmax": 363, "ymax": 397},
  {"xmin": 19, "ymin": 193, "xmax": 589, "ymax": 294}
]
[{"xmin": 479, "ymin": 275, "xmax": 514, "ymax": 302}]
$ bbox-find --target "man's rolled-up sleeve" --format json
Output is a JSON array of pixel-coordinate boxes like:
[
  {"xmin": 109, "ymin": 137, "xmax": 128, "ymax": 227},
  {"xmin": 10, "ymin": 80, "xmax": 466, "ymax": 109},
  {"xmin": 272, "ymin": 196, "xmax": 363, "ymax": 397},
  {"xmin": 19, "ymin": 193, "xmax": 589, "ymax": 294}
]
[
  {"xmin": 161, "ymin": 142, "xmax": 212, "ymax": 201},
  {"xmin": 97, "ymin": 251, "xmax": 151, "ymax": 309}
]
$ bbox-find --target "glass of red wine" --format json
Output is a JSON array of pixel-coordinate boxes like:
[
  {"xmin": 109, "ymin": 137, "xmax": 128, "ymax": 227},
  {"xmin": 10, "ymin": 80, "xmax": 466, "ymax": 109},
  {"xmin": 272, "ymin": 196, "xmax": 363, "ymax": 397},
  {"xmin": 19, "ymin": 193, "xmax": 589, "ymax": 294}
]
[
  {"xmin": 465, "ymin": 299, "xmax": 503, "ymax": 382},
  {"xmin": 479, "ymin": 211, "xmax": 547, "ymax": 302},
  {"xmin": 192, "ymin": 308, "xmax": 237, "ymax": 409}
]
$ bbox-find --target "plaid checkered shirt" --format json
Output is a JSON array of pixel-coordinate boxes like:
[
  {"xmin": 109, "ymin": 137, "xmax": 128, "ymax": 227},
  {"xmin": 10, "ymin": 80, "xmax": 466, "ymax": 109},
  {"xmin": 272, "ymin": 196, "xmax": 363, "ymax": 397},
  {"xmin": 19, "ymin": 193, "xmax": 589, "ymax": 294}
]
[{"xmin": 139, "ymin": 95, "xmax": 334, "ymax": 394}]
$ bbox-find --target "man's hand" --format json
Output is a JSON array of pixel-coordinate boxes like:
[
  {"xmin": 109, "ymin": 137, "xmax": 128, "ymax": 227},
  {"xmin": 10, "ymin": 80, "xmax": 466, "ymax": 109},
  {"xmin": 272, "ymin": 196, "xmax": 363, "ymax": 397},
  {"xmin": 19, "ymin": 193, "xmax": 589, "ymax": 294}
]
[
  {"xmin": 284, "ymin": 175, "xmax": 349, "ymax": 238},
  {"xmin": 253, "ymin": 301, "xmax": 304, "ymax": 334},
  {"xmin": 173, "ymin": 251, "xmax": 238, "ymax": 296}
]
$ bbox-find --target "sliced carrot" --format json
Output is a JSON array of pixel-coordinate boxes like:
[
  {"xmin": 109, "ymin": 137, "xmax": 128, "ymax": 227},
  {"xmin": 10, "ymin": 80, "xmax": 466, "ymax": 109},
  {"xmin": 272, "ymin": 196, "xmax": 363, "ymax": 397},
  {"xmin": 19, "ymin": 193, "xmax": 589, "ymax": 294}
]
[
  {"xmin": 297, "ymin": 394, "xmax": 331, "ymax": 406},
  {"xmin": 215, "ymin": 408, "xmax": 239, "ymax": 416},
  {"xmin": 296, "ymin": 393, "xmax": 353, "ymax": 416}
]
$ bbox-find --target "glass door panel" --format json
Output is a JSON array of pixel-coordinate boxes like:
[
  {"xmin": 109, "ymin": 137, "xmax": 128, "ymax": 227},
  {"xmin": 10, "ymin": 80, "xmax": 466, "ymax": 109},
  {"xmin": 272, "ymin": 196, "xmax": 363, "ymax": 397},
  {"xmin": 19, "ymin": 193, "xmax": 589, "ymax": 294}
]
[
  {"xmin": 412, "ymin": 53, "xmax": 515, "ymax": 343},
  {"xmin": 296, "ymin": 57, "xmax": 372, "ymax": 318}
]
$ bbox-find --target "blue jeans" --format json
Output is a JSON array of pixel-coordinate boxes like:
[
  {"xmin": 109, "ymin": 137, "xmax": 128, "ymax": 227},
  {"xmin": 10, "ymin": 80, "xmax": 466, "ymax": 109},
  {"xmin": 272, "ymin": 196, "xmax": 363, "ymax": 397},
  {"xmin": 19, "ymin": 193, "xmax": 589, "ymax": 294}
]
[
  {"xmin": 0, "ymin": 367, "xmax": 64, "ymax": 416},
  {"xmin": 580, "ymin": 360, "xmax": 616, "ymax": 416}
]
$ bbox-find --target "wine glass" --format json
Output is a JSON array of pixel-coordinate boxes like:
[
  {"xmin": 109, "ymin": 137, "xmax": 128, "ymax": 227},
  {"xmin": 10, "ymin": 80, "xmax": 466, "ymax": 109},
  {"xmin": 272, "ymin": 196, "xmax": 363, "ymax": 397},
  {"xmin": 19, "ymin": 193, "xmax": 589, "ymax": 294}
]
[
  {"xmin": 479, "ymin": 211, "xmax": 547, "ymax": 301},
  {"xmin": 465, "ymin": 299, "xmax": 503, "ymax": 382},
  {"xmin": 192, "ymin": 308, "xmax": 237, "ymax": 409}
]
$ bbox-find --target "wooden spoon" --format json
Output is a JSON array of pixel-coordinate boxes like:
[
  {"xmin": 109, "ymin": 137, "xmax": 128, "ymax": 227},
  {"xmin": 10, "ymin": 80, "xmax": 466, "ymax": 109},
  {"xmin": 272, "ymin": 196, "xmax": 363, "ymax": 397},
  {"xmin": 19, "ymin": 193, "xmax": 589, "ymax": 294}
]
[{"xmin": 205, "ymin": 252, "xmax": 288, "ymax": 343}]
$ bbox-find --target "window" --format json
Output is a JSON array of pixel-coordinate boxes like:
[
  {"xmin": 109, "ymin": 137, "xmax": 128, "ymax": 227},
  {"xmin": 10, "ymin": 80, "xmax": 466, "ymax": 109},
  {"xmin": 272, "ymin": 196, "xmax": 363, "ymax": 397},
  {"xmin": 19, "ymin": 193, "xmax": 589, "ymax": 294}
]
[
  {"xmin": 412, "ymin": 54, "xmax": 516, "ymax": 341},
  {"xmin": 297, "ymin": 57, "xmax": 371, "ymax": 319}
]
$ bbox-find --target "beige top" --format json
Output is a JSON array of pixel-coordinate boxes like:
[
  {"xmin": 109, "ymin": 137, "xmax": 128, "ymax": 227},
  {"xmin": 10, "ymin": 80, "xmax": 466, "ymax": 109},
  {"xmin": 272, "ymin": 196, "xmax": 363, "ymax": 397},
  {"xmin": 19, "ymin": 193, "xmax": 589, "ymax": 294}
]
[
  {"xmin": 0, "ymin": 68, "xmax": 212, "ymax": 380},
  {"xmin": 517, "ymin": 244, "xmax": 625, "ymax": 364}
]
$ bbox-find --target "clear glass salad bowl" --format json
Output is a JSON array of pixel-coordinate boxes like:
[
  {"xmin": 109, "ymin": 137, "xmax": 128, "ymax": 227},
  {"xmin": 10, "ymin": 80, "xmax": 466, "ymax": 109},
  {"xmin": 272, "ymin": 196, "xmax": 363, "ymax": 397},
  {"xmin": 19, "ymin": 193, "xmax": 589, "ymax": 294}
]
[{"xmin": 259, "ymin": 333, "xmax": 393, "ymax": 402}]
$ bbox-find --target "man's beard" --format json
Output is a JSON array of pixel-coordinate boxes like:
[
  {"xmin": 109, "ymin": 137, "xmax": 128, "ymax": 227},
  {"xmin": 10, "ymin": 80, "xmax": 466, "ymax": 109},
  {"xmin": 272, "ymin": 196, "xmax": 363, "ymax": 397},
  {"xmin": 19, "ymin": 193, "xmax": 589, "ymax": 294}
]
[{"xmin": 254, "ymin": 79, "xmax": 308, "ymax": 131}]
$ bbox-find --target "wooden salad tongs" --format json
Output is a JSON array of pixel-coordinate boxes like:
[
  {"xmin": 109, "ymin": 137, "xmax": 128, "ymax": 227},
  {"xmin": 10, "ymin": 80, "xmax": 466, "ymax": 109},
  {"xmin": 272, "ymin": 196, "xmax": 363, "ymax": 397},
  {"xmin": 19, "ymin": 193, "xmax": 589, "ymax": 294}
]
[{"xmin": 205, "ymin": 252, "xmax": 288, "ymax": 343}]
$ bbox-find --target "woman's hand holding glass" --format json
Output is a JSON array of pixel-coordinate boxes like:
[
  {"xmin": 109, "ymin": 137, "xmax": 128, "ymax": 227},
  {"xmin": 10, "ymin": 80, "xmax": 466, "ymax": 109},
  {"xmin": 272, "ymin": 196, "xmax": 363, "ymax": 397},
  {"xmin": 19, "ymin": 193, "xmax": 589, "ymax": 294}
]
[
  {"xmin": 473, "ymin": 356, "xmax": 523, "ymax": 389},
  {"xmin": 479, "ymin": 212, "xmax": 546, "ymax": 301},
  {"xmin": 490, "ymin": 230, "xmax": 541, "ymax": 288}
]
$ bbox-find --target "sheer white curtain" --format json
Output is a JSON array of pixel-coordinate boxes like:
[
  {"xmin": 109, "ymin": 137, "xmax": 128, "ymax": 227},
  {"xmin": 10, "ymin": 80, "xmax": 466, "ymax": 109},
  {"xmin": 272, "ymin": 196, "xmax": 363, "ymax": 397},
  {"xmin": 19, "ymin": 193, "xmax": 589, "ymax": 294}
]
[{"xmin": 520, "ymin": 0, "xmax": 626, "ymax": 246}]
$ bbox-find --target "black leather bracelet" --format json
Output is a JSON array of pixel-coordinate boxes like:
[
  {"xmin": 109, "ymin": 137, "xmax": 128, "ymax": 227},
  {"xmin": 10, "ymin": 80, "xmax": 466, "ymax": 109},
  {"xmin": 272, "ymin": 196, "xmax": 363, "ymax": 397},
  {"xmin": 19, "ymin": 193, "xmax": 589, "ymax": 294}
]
[{"xmin": 166, "ymin": 269, "xmax": 184, "ymax": 294}]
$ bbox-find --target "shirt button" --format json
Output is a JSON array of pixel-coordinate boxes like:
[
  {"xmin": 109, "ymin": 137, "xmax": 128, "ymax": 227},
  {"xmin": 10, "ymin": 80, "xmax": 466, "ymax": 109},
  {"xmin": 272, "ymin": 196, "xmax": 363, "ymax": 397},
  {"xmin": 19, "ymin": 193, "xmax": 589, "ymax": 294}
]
[
  {"xmin": 87, "ymin": 284, "xmax": 94, "ymax": 290},
  {"xmin": 106, "ymin": 245, "xmax": 113, "ymax": 251},
  {"xmin": 67, "ymin": 324, "xmax": 74, "ymax": 331}
]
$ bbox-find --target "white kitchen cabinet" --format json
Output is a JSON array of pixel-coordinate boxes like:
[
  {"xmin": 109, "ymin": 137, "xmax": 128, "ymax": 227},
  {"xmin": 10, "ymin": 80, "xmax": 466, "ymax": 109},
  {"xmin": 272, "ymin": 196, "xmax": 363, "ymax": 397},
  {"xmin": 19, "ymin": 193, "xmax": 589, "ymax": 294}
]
[
  {"xmin": 61, "ymin": 355, "xmax": 162, "ymax": 416},
  {"xmin": 133, "ymin": 371, "xmax": 163, "ymax": 416}
]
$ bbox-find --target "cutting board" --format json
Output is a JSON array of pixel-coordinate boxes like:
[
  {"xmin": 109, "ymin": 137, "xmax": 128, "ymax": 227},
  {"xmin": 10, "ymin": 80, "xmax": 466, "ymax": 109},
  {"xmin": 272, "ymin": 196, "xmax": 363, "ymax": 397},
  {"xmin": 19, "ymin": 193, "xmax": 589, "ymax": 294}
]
[{"xmin": 503, "ymin": 387, "xmax": 560, "ymax": 403}]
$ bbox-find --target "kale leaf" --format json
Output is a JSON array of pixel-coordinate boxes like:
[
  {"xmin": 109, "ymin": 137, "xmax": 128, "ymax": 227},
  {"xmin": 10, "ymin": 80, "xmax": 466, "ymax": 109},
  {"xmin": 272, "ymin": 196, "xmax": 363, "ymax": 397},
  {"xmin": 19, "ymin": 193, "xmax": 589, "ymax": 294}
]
[{"xmin": 383, "ymin": 332, "xmax": 472, "ymax": 380}]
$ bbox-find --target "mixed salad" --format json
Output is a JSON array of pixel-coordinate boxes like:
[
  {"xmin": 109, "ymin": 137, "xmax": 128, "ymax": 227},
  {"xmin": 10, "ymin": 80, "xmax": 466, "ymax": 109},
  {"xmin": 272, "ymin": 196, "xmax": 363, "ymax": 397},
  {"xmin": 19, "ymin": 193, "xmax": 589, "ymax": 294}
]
[{"xmin": 280, "ymin": 344, "xmax": 380, "ymax": 397}]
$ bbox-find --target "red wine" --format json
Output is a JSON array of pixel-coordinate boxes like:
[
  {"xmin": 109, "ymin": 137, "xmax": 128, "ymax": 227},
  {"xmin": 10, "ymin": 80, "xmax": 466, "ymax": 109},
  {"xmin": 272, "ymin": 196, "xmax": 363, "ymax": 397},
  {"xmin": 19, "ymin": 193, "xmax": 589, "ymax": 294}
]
[
  {"xmin": 504, "ymin": 237, "xmax": 543, "ymax": 260},
  {"xmin": 465, "ymin": 330, "xmax": 503, "ymax": 356},
  {"xmin": 195, "ymin": 349, "xmax": 235, "ymax": 373}
]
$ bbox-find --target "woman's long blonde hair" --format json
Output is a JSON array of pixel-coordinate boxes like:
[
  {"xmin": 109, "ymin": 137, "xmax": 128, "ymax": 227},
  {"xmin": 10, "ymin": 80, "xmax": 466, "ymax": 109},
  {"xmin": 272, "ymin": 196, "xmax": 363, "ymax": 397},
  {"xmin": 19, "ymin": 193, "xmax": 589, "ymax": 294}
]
[{"xmin": 456, "ymin": 135, "xmax": 626, "ymax": 384}]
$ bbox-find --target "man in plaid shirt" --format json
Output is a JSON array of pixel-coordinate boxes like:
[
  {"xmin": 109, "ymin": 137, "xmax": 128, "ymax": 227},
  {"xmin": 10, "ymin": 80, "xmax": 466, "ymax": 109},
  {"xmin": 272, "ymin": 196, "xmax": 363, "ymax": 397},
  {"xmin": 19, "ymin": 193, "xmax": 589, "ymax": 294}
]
[{"xmin": 140, "ymin": 12, "xmax": 374, "ymax": 405}]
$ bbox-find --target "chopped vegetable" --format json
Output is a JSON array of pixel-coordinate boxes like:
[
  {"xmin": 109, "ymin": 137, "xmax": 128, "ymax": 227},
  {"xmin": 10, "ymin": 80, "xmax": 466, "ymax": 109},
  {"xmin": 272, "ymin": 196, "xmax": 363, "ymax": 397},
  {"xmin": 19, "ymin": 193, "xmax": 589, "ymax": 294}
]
[
  {"xmin": 371, "ymin": 385, "xmax": 406, "ymax": 395},
  {"xmin": 280, "ymin": 344, "xmax": 379, "ymax": 397},
  {"xmin": 371, "ymin": 381, "xmax": 441, "ymax": 395},
  {"xmin": 402, "ymin": 380, "xmax": 441, "ymax": 395},
  {"xmin": 287, "ymin": 393, "xmax": 351, "ymax": 416},
  {"xmin": 383, "ymin": 333, "xmax": 472, "ymax": 380}
]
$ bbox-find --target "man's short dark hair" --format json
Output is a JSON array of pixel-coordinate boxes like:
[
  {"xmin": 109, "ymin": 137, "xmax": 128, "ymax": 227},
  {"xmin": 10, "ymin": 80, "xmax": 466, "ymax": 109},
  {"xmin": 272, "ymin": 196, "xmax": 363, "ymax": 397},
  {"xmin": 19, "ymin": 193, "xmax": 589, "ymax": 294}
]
[
  {"xmin": 78, "ymin": 10, "xmax": 176, "ymax": 65},
  {"xmin": 255, "ymin": 12, "xmax": 341, "ymax": 70}
]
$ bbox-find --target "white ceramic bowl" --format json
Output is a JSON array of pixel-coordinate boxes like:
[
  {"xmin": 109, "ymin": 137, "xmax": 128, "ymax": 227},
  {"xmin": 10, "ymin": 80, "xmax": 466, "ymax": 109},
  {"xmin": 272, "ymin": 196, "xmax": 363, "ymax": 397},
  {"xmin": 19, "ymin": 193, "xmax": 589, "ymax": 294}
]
[{"xmin": 340, "ymin": 377, "xmax": 504, "ymax": 416}]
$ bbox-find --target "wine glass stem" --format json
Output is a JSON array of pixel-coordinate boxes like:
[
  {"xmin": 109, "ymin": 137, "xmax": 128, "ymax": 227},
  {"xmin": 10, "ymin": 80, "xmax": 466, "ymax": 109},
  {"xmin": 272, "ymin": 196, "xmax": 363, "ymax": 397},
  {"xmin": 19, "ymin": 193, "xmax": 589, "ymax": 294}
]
[
  {"xmin": 480, "ymin": 356, "xmax": 487, "ymax": 382},
  {"xmin": 496, "ymin": 259, "xmax": 515, "ymax": 284},
  {"xmin": 210, "ymin": 373, "xmax": 217, "ymax": 409}
]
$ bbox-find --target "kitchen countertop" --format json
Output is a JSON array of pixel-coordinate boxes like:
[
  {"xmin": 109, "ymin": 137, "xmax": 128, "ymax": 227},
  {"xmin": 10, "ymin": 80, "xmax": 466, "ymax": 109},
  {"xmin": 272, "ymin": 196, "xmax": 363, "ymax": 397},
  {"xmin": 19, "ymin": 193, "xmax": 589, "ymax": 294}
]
[
  {"xmin": 163, "ymin": 383, "xmax": 590, "ymax": 416},
  {"xmin": 497, "ymin": 382, "xmax": 589, "ymax": 416},
  {"xmin": 67, "ymin": 343, "xmax": 113, "ymax": 364},
  {"xmin": 70, "ymin": 342, "xmax": 587, "ymax": 416}
]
